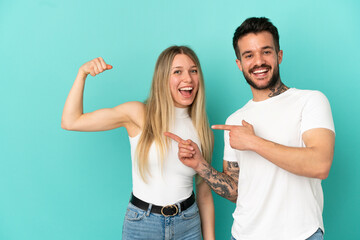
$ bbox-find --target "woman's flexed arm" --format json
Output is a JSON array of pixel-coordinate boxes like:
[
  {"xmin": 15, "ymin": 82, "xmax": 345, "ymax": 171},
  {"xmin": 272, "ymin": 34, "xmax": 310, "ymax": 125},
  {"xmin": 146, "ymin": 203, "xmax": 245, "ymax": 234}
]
[{"xmin": 61, "ymin": 57, "xmax": 144, "ymax": 134}]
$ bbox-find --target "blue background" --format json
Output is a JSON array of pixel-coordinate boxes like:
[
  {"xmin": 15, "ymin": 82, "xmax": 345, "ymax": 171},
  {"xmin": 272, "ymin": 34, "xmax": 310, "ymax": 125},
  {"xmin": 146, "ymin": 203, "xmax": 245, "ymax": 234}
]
[{"xmin": 1, "ymin": 0, "xmax": 359, "ymax": 239}]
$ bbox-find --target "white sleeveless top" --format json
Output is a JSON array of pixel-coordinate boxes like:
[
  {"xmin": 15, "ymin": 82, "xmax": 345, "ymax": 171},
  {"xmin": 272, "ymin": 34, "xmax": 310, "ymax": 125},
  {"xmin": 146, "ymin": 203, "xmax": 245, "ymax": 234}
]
[{"xmin": 129, "ymin": 107, "xmax": 201, "ymax": 206}]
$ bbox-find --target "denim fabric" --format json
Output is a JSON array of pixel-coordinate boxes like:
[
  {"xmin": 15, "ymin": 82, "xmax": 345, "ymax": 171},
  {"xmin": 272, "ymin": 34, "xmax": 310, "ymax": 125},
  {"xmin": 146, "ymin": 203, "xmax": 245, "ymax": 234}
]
[
  {"xmin": 122, "ymin": 201, "xmax": 201, "ymax": 240},
  {"xmin": 306, "ymin": 228, "xmax": 324, "ymax": 240}
]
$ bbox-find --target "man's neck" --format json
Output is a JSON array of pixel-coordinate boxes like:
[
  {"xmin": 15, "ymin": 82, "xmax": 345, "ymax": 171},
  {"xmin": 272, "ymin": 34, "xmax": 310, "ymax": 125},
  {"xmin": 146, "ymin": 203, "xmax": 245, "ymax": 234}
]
[{"xmin": 251, "ymin": 81, "xmax": 289, "ymax": 102}]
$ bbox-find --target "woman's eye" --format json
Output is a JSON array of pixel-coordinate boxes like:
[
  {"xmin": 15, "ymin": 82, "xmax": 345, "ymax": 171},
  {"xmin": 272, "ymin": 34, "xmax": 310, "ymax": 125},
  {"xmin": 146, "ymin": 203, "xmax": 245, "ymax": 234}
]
[
  {"xmin": 191, "ymin": 69, "xmax": 198, "ymax": 73},
  {"xmin": 174, "ymin": 70, "xmax": 181, "ymax": 74}
]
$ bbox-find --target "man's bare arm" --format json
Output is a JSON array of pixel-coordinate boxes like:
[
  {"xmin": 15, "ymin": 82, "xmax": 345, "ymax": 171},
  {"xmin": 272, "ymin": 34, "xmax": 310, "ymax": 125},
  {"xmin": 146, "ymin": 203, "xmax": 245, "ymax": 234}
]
[{"xmin": 198, "ymin": 161, "xmax": 239, "ymax": 202}]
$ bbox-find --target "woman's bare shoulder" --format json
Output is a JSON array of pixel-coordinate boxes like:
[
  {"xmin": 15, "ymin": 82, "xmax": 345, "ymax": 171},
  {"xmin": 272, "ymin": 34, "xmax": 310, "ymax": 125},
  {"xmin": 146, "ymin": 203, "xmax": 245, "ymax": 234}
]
[{"xmin": 113, "ymin": 101, "xmax": 146, "ymax": 136}]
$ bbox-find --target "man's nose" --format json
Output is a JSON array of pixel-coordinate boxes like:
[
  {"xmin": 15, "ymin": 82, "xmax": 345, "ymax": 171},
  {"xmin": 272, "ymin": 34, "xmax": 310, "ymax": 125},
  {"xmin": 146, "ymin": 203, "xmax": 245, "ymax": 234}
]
[{"xmin": 254, "ymin": 53, "xmax": 266, "ymax": 66}]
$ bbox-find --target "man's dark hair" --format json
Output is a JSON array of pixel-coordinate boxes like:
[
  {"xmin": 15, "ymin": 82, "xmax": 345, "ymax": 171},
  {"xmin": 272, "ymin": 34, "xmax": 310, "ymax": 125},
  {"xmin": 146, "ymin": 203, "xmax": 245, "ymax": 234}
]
[{"xmin": 233, "ymin": 17, "xmax": 280, "ymax": 59}]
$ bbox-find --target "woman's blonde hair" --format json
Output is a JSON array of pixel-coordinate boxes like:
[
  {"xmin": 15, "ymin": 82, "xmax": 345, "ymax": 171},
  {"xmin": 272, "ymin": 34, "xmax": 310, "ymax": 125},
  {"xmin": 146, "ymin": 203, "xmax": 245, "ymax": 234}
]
[{"xmin": 135, "ymin": 46, "xmax": 213, "ymax": 181}]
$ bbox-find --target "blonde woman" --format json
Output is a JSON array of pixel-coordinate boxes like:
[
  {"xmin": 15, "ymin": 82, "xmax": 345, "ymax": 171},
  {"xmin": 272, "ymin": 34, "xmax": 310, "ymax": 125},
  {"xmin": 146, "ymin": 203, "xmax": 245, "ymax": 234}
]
[{"xmin": 61, "ymin": 46, "xmax": 215, "ymax": 240}]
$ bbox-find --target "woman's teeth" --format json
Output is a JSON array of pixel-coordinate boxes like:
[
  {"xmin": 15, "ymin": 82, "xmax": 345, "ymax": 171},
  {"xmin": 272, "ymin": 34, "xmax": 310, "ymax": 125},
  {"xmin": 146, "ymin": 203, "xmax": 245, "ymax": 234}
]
[
  {"xmin": 179, "ymin": 87, "xmax": 193, "ymax": 97},
  {"xmin": 179, "ymin": 87, "xmax": 193, "ymax": 91}
]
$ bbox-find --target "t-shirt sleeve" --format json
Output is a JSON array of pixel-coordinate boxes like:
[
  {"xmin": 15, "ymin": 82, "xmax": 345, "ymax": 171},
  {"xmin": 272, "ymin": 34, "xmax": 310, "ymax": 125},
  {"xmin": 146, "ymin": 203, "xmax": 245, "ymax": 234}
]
[
  {"xmin": 301, "ymin": 91, "xmax": 335, "ymax": 135},
  {"xmin": 223, "ymin": 118, "xmax": 238, "ymax": 162}
]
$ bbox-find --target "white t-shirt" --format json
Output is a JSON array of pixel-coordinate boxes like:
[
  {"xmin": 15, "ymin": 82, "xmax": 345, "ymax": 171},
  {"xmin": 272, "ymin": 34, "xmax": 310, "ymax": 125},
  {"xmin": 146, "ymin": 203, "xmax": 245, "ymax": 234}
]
[
  {"xmin": 130, "ymin": 107, "xmax": 200, "ymax": 206},
  {"xmin": 224, "ymin": 88, "xmax": 335, "ymax": 240}
]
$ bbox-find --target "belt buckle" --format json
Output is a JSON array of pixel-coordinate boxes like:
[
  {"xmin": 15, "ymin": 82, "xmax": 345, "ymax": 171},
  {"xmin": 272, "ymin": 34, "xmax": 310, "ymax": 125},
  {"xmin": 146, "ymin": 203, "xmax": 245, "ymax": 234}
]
[{"xmin": 161, "ymin": 204, "xmax": 178, "ymax": 217}]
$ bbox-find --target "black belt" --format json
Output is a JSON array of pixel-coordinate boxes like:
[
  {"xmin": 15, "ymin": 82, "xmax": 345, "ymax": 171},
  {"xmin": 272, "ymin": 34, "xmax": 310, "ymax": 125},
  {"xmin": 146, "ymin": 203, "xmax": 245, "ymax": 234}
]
[{"xmin": 130, "ymin": 192, "xmax": 195, "ymax": 217}]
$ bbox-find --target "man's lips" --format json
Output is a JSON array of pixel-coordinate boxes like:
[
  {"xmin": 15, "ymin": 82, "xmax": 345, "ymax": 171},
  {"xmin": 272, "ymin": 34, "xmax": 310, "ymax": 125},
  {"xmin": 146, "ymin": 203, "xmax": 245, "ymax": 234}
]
[
  {"xmin": 252, "ymin": 68, "xmax": 269, "ymax": 74},
  {"xmin": 250, "ymin": 65, "xmax": 271, "ymax": 78}
]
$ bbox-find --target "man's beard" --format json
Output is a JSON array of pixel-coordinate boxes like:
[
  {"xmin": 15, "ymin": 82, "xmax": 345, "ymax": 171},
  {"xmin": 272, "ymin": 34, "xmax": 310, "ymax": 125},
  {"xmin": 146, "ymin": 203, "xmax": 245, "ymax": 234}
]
[{"xmin": 243, "ymin": 64, "xmax": 280, "ymax": 90}]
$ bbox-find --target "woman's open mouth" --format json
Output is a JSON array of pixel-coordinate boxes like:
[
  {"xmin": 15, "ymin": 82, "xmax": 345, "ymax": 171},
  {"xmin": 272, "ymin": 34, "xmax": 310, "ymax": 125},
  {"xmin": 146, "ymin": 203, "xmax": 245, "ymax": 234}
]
[{"xmin": 179, "ymin": 87, "xmax": 193, "ymax": 97}]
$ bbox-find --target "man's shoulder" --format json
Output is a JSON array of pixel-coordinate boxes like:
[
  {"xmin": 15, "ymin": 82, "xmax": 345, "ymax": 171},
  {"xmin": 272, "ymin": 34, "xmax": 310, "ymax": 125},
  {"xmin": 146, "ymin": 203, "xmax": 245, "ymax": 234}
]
[
  {"xmin": 281, "ymin": 88, "xmax": 328, "ymax": 105},
  {"xmin": 289, "ymin": 88, "xmax": 326, "ymax": 97}
]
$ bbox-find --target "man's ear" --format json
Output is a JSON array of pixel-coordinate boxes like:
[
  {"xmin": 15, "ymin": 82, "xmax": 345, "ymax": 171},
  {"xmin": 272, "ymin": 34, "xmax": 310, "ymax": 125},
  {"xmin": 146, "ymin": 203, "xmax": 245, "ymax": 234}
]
[
  {"xmin": 278, "ymin": 50, "xmax": 283, "ymax": 64},
  {"xmin": 236, "ymin": 58, "xmax": 243, "ymax": 72}
]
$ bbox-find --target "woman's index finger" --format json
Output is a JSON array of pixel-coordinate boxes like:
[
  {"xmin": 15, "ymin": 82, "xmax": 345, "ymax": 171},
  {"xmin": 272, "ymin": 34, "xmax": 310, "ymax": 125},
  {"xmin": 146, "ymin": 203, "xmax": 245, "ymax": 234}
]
[{"xmin": 164, "ymin": 132, "xmax": 184, "ymax": 143}]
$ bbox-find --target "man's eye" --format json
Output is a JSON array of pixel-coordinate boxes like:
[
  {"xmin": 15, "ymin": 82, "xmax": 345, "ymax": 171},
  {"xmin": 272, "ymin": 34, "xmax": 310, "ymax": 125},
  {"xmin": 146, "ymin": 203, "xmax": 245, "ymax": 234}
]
[
  {"xmin": 264, "ymin": 51, "xmax": 271, "ymax": 55},
  {"xmin": 245, "ymin": 54, "xmax": 252, "ymax": 59}
]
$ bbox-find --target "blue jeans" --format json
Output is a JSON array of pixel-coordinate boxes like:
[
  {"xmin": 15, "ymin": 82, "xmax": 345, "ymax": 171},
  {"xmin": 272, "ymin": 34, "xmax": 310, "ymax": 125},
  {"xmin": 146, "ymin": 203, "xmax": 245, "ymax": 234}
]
[
  {"xmin": 306, "ymin": 228, "xmax": 324, "ymax": 240},
  {"xmin": 122, "ymin": 201, "xmax": 201, "ymax": 240},
  {"xmin": 231, "ymin": 228, "xmax": 323, "ymax": 240}
]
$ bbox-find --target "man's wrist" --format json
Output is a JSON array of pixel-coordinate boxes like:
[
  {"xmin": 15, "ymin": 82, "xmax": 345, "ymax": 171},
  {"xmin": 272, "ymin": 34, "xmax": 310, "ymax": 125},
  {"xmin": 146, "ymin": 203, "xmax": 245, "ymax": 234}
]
[
  {"xmin": 247, "ymin": 135, "xmax": 262, "ymax": 152},
  {"xmin": 195, "ymin": 160, "xmax": 210, "ymax": 174}
]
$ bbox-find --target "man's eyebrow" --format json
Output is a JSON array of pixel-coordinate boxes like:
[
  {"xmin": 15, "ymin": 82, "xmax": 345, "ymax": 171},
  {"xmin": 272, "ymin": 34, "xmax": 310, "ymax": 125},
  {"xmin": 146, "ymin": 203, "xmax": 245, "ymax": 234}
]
[
  {"xmin": 241, "ymin": 46, "xmax": 274, "ymax": 56},
  {"xmin": 241, "ymin": 50, "xmax": 252, "ymax": 56}
]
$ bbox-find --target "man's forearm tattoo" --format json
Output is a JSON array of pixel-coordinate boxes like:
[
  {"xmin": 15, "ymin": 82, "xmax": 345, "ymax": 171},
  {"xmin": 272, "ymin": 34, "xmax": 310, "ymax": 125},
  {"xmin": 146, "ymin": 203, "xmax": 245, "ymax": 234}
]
[
  {"xmin": 227, "ymin": 162, "xmax": 239, "ymax": 181},
  {"xmin": 269, "ymin": 81, "xmax": 289, "ymax": 98},
  {"xmin": 199, "ymin": 161, "xmax": 239, "ymax": 201}
]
